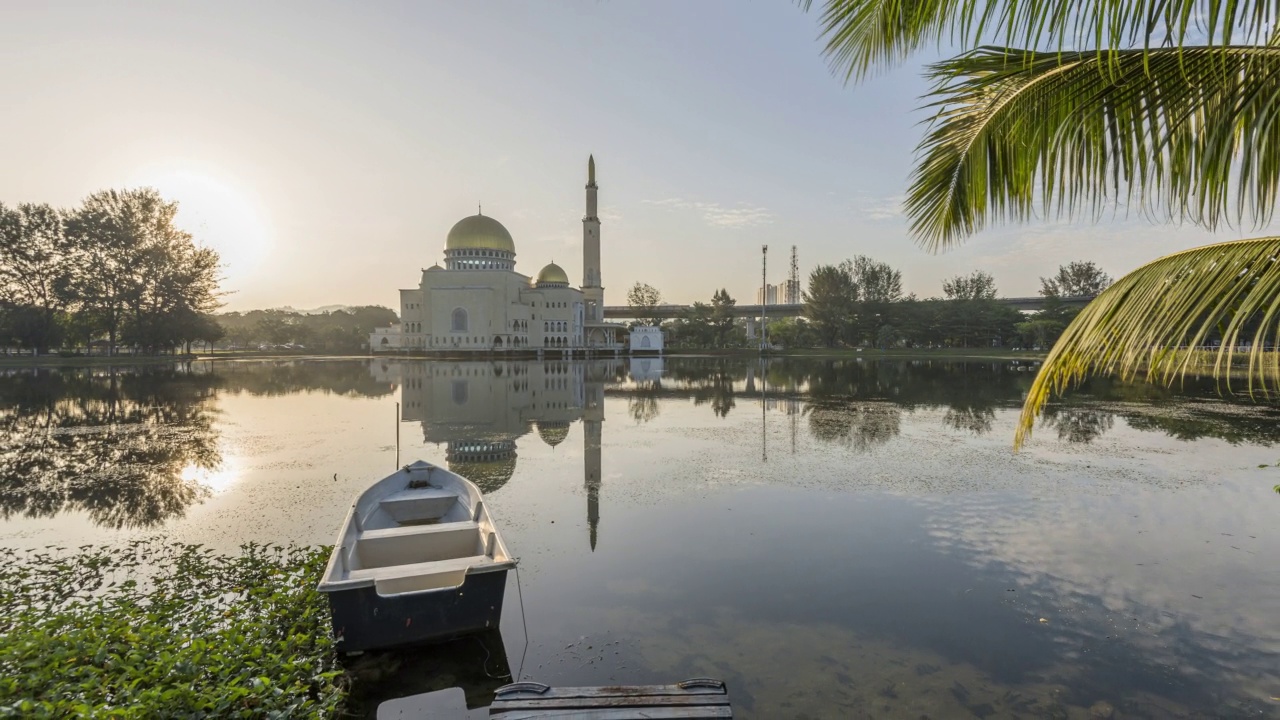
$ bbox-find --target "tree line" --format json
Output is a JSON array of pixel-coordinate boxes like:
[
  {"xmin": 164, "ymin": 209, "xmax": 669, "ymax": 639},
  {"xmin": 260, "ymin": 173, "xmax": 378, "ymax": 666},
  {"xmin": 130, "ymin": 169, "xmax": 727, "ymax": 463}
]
[
  {"xmin": 627, "ymin": 258, "xmax": 1112, "ymax": 350},
  {"xmin": 0, "ymin": 189, "xmax": 223, "ymax": 355},
  {"xmin": 214, "ymin": 306, "xmax": 399, "ymax": 354}
]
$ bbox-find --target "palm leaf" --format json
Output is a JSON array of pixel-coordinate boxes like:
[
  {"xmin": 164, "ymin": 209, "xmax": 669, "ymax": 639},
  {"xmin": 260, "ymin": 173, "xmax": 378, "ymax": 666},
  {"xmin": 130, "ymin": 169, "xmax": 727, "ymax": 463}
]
[
  {"xmin": 802, "ymin": 0, "xmax": 1280, "ymax": 81},
  {"xmin": 1015, "ymin": 236, "xmax": 1280, "ymax": 448},
  {"xmin": 906, "ymin": 45, "xmax": 1280, "ymax": 251}
]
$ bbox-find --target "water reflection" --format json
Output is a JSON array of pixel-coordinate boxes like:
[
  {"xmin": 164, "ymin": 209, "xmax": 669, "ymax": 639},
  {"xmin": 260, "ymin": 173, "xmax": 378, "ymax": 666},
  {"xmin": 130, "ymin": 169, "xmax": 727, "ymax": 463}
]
[
  {"xmin": 0, "ymin": 360, "xmax": 400, "ymax": 530},
  {"xmin": 1040, "ymin": 406, "xmax": 1115, "ymax": 444},
  {"xmin": 383, "ymin": 359, "xmax": 624, "ymax": 550},
  {"xmin": 5, "ymin": 358, "xmax": 1279, "ymax": 535},
  {"xmin": 347, "ymin": 630, "xmax": 510, "ymax": 718},
  {"xmin": 0, "ymin": 368, "xmax": 220, "ymax": 529}
]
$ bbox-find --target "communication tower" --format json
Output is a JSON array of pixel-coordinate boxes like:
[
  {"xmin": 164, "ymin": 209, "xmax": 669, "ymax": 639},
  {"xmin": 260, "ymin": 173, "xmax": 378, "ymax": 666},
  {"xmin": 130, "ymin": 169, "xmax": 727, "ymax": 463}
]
[{"xmin": 788, "ymin": 246, "xmax": 800, "ymax": 304}]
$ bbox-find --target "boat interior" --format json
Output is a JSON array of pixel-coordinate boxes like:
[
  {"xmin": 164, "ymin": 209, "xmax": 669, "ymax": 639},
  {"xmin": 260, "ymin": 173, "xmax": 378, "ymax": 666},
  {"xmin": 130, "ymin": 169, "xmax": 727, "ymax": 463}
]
[{"xmin": 321, "ymin": 462, "xmax": 514, "ymax": 597}]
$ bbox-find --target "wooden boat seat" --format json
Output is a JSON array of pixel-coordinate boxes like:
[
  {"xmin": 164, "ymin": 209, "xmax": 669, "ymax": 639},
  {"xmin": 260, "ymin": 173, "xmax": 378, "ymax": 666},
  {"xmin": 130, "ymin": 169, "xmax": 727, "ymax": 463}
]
[
  {"xmin": 355, "ymin": 521, "xmax": 484, "ymax": 570},
  {"xmin": 377, "ymin": 487, "xmax": 461, "ymax": 524},
  {"xmin": 359, "ymin": 520, "xmax": 478, "ymax": 542},
  {"xmin": 349, "ymin": 554, "xmax": 501, "ymax": 596},
  {"xmin": 347, "ymin": 554, "xmax": 495, "ymax": 582}
]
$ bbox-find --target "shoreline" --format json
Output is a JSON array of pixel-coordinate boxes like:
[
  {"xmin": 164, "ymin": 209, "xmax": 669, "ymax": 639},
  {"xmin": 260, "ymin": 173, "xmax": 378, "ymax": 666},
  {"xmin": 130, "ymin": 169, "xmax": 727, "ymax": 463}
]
[{"xmin": 0, "ymin": 347, "xmax": 1052, "ymax": 368}]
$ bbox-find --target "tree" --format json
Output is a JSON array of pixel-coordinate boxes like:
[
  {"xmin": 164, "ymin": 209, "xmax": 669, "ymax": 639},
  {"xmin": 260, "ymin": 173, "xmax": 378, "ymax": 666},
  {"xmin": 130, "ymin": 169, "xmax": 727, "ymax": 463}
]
[
  {"xmin": 766, "ymin": 317, "xmax": 817, "ymax": 349},
  {"xmin": 803, "ymin": 264, "xmax": 857, "ymax": 347},
  {"xmin": 709, "ymin": 289, "xmax": 737, "ymax": 348},
  {"xmin": 0, "ymin": 203, "xmax": 74, "ymax": 352},
  {"xmin": 669, "ymin": 302, "xmax": 716, "ymax": 349},
  {"xmin": 1040, "ymin": 261, "xmax": 1112, "ymax": 299},
  {"xmin": 942, "ymin": 270, "xmax": 996, "ymax": 301},
  {"xmin": 846, "ymin": 256, "xmax": 902, "ymax": 303},
  {"xmin": 804, "ymin": 0, "xmax": 1280, "ymax": 446},
  {"xmin": 626, "ymin": 282, "xmax": 663, "ymax": 327},
  {"xmin": 65, "ymin": 188, "xmax": 222, "ymax": 355}
]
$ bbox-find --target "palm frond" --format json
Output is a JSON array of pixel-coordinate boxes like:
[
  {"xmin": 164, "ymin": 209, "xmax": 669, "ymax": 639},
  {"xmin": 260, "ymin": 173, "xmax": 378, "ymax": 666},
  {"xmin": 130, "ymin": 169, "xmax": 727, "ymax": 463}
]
[
  {"xmin": 907, "ymin": 45, "xmax": 1280, "ymax": 251},
  {"xmin": 1015, "ymin": 236, "xmax": 1280, "ymax": 449},
  {"xmin": 802, "ymin": 0, "xmax": 1280, "ymax": 81}
]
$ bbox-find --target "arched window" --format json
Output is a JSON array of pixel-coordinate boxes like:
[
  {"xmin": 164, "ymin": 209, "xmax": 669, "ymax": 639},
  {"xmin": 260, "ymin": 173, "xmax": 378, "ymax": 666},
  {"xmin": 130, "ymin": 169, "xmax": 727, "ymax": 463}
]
[{"xmin": 452, "ymin": 308, "xmax": 468, "ymax": 333}]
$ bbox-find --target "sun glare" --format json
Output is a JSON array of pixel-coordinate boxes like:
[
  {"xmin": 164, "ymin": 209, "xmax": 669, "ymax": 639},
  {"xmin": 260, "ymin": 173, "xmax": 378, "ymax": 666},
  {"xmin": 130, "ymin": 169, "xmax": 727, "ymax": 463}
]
[
  {"xmin": 131, "ymin": 168, "xmax": 272, "ymax": 287},
  {"xmin": 181, "ymin": 455, "xmax": 243, "ymax": 495}
]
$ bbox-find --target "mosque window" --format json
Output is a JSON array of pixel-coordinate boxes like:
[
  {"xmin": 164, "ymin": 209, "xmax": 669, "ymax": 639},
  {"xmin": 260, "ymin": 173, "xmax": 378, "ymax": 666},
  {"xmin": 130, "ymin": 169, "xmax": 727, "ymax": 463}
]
[{"xmin": 451, "ymin": 308, "xmax": 468, "ymax": 333}]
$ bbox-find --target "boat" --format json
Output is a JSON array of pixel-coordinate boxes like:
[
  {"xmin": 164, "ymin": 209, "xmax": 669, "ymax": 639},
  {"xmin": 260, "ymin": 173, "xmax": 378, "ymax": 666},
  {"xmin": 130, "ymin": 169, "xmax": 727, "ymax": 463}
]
[{"xmin": 317, "ymin": 460, "xmax": 516, "ymax": 652}]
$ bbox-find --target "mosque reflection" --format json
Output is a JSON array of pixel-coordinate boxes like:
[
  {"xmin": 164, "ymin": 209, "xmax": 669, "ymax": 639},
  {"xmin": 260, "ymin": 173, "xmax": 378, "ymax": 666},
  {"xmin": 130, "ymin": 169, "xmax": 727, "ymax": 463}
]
[{"xmin": 373, "ymin": 358, "xmax": 628, "ymax": 551}]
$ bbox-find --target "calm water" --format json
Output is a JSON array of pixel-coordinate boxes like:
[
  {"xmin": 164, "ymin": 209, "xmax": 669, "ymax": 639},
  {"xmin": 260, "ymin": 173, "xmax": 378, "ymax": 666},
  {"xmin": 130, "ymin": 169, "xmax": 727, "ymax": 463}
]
[{"xmin": 2, "ymin": 357, "xmax": 1279, "ymax": 718}]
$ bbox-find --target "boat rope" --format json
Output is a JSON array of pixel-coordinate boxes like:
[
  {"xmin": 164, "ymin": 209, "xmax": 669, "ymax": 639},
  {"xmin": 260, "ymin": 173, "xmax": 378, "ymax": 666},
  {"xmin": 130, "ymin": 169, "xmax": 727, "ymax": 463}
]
[
  {"xmin": 474, "ymin": 634, "xmax": 511, "ymax": 680},
  {"xmin": 514, "ymin": 560, "xmax": 530, "ymax": 681}
]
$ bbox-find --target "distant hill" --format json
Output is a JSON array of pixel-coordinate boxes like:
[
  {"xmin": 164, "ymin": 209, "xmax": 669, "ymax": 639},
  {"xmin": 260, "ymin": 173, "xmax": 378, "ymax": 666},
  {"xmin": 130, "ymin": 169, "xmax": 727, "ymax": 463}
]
[{"xmin": 268, "ymin": 305, "xmax": 355, "ymax": 315}]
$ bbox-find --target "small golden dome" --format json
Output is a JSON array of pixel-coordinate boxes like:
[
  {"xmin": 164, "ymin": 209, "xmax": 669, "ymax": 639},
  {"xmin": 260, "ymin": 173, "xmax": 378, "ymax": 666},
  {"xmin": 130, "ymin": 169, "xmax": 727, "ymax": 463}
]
[
  {"xmin": 535, "ymin": 262, "xmax": 569, "ymax": 286},
  {"xmin": 445, "ymin": 214, "xmax": 515, "ymax": 253}
]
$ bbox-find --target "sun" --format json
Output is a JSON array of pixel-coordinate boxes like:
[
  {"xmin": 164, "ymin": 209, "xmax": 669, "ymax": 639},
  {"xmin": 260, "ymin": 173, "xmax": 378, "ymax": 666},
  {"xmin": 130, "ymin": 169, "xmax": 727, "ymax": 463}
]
[{"xmin": 131, "ymin": 168, "xmax": 272, "ymax": 287}]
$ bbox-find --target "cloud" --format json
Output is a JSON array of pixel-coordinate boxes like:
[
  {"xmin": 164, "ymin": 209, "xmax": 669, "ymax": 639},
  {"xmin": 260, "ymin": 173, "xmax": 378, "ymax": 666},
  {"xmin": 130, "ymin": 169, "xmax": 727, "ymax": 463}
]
[
  {"xmin": 643, "ymin": 197, "xmax": 775, "ymax": 229},
  {"xmin": 850, "ymin": 194, "xmax": 906, "ymax": 222}
]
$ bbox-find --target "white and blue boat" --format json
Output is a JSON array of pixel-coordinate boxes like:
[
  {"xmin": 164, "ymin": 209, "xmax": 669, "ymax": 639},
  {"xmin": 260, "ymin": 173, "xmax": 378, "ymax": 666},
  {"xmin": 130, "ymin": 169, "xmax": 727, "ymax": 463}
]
[{"xmin": 318, "ymin": 460, "xmax": 515, "ymax": 652}]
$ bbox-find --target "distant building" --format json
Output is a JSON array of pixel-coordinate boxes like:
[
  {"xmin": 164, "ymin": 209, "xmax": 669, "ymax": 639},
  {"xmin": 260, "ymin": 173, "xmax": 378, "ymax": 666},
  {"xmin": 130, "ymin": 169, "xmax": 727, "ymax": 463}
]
[
  {"xmin": 629, "ymin": 326, "xmax": 664, "ymax": 354},
  {"xmin": 370, "ymin": 156, "xmax": 623, "ymax": 353},
  {"xmin": 780, "ymin": 279, "xmax": 801, "ymax": 304},
  {"xmin": 369, "ymin": 325, "xmax": 403, "ymax": 351},
  {"xmin": 756, "ymin": 284, "xmax": 778, "ymax": 305}
]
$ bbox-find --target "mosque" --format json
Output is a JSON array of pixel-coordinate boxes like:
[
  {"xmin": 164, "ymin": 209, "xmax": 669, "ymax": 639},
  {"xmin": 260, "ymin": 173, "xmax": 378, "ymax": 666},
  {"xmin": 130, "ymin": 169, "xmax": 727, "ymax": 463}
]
[{"xmin": 370, "ymin": 156, "xmax": 625, "ymax": 353}]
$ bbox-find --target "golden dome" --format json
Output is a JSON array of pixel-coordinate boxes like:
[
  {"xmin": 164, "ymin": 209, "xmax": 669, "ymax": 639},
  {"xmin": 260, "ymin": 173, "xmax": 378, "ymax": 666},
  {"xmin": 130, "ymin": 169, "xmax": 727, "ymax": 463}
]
[
  {"xmin": 535, "ymin": 262, "xmax": 569, "ymax": 286},
  {"xmin": 445, "ymin": 214, "xmax": 515, "ymax": 253}
]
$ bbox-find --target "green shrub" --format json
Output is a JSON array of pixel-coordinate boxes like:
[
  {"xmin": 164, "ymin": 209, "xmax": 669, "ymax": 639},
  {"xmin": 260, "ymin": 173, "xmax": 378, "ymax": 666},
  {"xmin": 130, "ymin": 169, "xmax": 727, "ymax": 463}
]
[{"xmin": 0, "ymin": 541, "xmax": 345, "ymax": 718}]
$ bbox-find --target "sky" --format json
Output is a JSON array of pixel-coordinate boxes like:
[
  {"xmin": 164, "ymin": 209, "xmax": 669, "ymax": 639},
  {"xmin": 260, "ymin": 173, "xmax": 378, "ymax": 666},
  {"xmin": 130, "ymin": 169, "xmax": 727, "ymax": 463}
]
[{"xmin": 0, "ymin": 1, "xmax": 1267, "ymax": 312}]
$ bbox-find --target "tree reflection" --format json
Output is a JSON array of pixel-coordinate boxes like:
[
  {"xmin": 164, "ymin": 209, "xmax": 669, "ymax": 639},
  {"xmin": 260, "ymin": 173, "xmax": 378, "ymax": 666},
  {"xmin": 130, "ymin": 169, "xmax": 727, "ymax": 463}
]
[
  {"xmin": 627, "ymin": 381, "xmax": 662, "ymax": 424},
  {"xmin": 0, "ymin": 368, "xmax": 221, "ymax": 528},
  {"xmin": 218, "ymin": 360, "xmax": 395, "ymax": 397},
  {"xmin": 804, "ymin": 401, "xmax": 901, "ymax": 452},
  {"xmin": 616, "ymin": 357, "xmax": 1280, "ymax": 446},
  {"xmin": 1040, "ymin": 406, "xmax": 1116, "ymax": 444},
  {"xmin": 943, "ymin": 405, "xmax": 996, "ymax": 435}
]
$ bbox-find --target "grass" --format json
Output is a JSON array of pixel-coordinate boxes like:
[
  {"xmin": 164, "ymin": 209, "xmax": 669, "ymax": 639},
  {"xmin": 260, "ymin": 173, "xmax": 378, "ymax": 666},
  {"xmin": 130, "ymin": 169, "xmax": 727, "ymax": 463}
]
[{"xmin": 0, "ymin": 541, "xmax": 345, "ymax": 718}]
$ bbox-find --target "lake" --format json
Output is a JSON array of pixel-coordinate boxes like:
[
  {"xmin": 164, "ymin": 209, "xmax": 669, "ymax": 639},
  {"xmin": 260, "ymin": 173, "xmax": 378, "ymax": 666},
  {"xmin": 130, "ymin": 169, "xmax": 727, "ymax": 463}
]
[{"xmin": 2, "ymin": 357, "xmax": 1278, "ymax": 718}]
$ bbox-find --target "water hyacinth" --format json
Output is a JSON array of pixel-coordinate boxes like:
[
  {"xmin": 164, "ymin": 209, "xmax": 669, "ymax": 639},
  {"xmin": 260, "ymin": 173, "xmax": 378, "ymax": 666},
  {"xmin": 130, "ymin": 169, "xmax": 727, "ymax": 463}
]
[{"xmin": 0, "ymin": 541, "xmax": 345, "ymax": 718}]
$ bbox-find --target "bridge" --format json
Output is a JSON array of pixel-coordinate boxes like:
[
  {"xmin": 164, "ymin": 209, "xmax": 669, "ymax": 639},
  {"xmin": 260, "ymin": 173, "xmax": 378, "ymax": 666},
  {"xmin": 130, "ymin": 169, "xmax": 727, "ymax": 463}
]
[{"xmin": 602, "ymin": 295, "xmax": 1094, "ymax": 320}]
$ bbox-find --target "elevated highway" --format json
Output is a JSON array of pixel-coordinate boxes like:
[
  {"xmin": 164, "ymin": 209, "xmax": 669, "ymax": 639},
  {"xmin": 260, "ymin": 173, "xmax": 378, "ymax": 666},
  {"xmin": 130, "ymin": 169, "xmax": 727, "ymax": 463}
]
[{"xmin": 602, "ymin": 295, "xmax": 1094, "ymax": 320}]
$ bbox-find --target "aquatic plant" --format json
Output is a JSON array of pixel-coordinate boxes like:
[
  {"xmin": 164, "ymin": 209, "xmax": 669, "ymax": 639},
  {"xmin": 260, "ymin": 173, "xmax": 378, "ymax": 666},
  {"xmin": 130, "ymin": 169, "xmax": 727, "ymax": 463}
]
[{"xmin": 0, "ymin": 541, "xmax": 345, "ymax": 718}]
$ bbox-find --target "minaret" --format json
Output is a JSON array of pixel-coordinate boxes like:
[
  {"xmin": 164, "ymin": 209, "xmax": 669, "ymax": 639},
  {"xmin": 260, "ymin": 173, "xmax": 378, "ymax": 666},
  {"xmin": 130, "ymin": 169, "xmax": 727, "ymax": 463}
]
[{"xmin": 582, "ymin": 155, "xmax": 603, "ymax": 323}]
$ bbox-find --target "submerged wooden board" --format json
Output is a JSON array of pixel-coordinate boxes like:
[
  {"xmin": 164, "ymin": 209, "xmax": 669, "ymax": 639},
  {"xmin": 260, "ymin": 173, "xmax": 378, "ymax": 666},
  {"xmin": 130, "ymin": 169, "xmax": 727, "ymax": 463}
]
[{"xmin": 488, "ymin": 679, "xmax": 732, "ymax": 720}]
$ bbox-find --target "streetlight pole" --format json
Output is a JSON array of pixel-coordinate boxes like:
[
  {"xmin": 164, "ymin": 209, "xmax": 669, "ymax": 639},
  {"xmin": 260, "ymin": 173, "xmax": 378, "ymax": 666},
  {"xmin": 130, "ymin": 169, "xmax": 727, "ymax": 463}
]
[{"xmin": 761, "ymin": 245, "xmax": 768, "ymax": 353}]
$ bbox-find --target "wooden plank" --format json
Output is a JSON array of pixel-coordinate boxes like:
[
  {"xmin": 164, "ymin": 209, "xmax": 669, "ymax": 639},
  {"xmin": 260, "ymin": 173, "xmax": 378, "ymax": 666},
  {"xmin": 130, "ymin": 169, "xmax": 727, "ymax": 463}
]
[
  {"xmin": 493, "ymin": 683, "xmax": 725, "ymax": 700},
  {"xmin": 486, "ymin": 702, "xmax": 732, "ymax": 712},
  {"xmin": 492, "ymin": 695, "xmax": 730, "ymax": 710}
]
